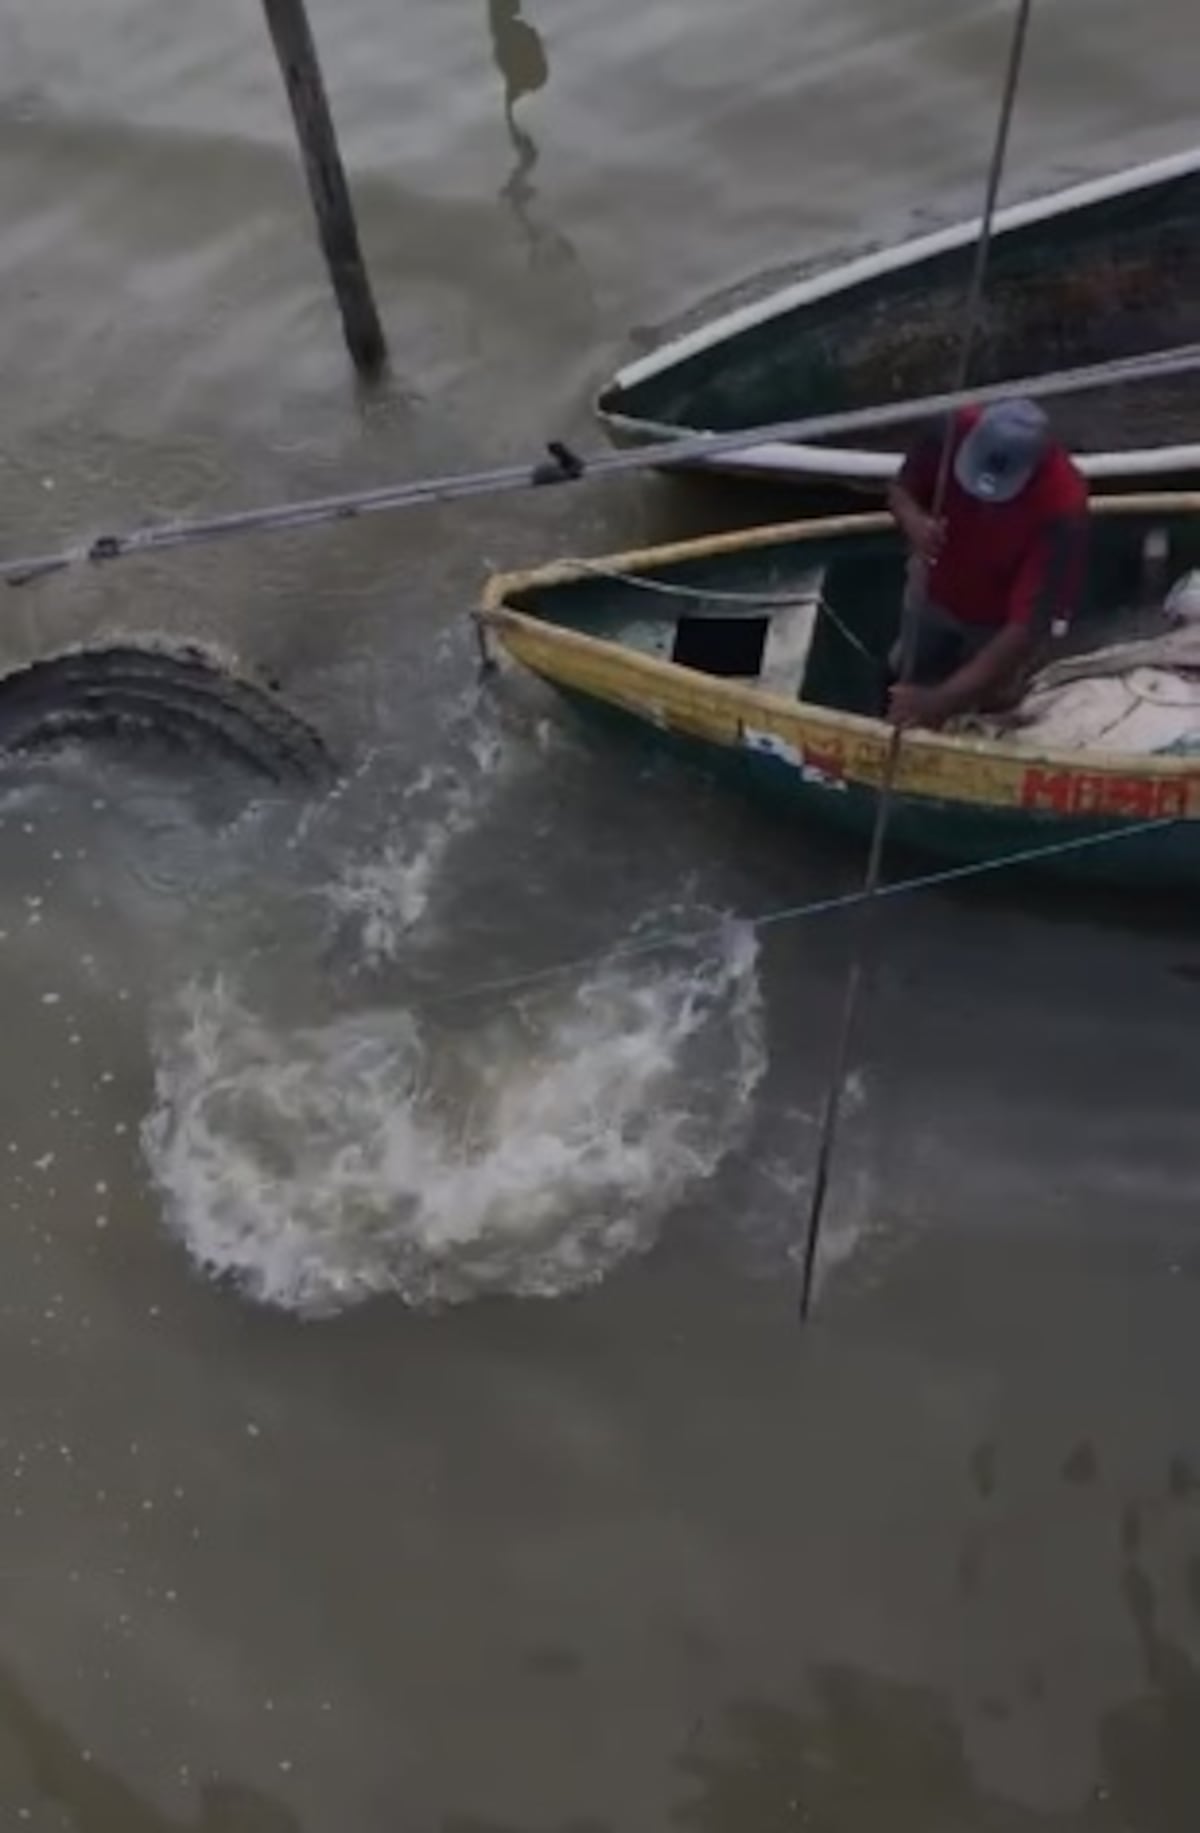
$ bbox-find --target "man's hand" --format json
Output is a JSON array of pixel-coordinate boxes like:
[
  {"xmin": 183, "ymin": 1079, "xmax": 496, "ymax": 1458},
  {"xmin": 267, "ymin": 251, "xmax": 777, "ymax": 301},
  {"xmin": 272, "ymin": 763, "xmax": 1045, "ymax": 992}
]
[
  {"xmin": 897, "ymin": 623, "xmax": 1035, "ymax": 730},
  {"xmin": 887, "ymin": 483, "xmax": 944, "ymax": 566},
  {"xmin": 905, "ymin": 511, "xmax": 944, "ymax": 566},
  {"xmin": 888, "ymin": 681, "xmax": 950, "ymax": 730}
]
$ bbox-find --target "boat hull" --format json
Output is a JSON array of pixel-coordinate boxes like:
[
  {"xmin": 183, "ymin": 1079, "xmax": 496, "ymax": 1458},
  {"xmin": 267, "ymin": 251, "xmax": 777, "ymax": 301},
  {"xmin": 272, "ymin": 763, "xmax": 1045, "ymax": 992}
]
[
  {"xmin": 481, "ymin": 499, "xmax": 1200, "ymax": 892},
  {"xmin": 598, "ymin": 150, "xmax": 1200, "ymax": 496},
  {"xmin": 563, "ymin": 686, "xmax": 1198, "ymax": 887}
]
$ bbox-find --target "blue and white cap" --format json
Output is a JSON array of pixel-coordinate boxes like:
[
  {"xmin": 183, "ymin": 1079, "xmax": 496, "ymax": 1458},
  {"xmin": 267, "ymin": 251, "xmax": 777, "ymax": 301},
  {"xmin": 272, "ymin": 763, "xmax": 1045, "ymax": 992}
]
[{"xmin": 954, "ymin": 398, "xmax": 1050, "ymax": 503}]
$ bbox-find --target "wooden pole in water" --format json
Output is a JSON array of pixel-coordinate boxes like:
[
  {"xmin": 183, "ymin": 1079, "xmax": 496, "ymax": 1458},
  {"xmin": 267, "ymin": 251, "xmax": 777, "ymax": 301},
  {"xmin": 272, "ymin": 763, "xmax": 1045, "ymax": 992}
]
[{"xmin": 261, "ymin": 0, "xmax": 388, "ymax": 378}]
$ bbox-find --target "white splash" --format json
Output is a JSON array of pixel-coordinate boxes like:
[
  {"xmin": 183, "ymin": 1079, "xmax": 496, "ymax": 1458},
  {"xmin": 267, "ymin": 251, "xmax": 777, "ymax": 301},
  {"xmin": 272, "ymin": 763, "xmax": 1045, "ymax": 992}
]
[
  {"xmin": 324, "ymin": 728, "xmax": 507, "ymax": 965},
  {"xmin": 141, "ymin": 924, "xmax": 765, "ymax": 1314}
]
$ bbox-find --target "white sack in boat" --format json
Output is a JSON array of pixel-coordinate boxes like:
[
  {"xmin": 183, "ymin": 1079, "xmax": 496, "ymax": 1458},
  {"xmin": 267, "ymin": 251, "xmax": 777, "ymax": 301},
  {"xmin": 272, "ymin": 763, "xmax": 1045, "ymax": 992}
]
[
  {"xmin": 1002, "ymin": 667, "xmax": 1200, "ymax": 755},
  {"xmin": 956, "ymin": 613, "xmax": 1200, "ymax": 756}
]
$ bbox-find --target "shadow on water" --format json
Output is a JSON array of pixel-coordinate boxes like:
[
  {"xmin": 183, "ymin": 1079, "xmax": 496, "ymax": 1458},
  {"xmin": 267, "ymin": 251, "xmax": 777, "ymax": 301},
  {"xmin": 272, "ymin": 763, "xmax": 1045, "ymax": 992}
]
[
  {"xmin": 0, "ymin": 1659, "xmax": 299, "ymax": 1831},
  {"xmin": 1104, "ymin": 1467, "xmax": 1200, "ymax": 1833},
  {"xmin": 485, "ymin": 0, "xmax": 585, "ymax": 283},
  {"xmin": 674, "ymin": 1463, "xmax": 1200, "ymax": 1833},
  {"xmin": 488, "ymin": 0, "xmax": 548, "ymax": 163},
  {"xmin": 676, "ymin": 1674, "xmax": 1057, "ymax": 1833},
  {"xmin": 443, "ymin": 1821, "xmax": 610, "ymax": 1833}
]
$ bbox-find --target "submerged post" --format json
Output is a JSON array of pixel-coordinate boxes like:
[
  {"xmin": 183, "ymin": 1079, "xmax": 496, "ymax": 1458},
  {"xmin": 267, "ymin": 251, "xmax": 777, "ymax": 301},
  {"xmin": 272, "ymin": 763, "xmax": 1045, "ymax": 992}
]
[{"xmin": 261, "ymin": 0, "xmax": 388, "ymax": 378}]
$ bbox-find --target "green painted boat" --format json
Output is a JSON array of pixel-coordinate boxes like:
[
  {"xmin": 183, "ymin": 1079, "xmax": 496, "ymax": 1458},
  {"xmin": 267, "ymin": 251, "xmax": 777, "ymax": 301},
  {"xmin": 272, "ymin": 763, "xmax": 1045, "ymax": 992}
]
[
  {"xmin": 597, "ymin": 150, "xmax": 1200, "ymax": 495},
  {"xmin": 481, "ymin": 495, "xmax": 1200, "ymax": 888}
]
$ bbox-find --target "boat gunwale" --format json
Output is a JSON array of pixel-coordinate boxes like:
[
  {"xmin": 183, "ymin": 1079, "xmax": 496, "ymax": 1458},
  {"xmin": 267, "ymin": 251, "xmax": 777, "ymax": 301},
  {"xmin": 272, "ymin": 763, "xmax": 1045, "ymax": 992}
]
[
  {"xmin": 596, "ymin": 146, "xmax": 1200, "ymax": 480},
  {"xmin": 479, "ymin": 494, "xmax": 1200, "ymax": 800},
  {"xmin": 595, "ymin": 424, "xmax": 1200, "ymax": 485}
]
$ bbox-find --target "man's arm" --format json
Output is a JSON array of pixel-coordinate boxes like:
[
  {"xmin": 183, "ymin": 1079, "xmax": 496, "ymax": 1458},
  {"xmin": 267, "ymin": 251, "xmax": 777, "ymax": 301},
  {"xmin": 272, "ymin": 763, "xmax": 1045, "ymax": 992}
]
[
  {"xmin": 887, "ymin": 420, "xmax": 948, "ymax": 563},
  {"xmin": 890, "ymin": 507, "xmax": 1087, "ymax": 728},
  {"xmin": 887, "ymin": 479, "xmax": 943, "ymax": 564},
  {"xmin": 890, "ymin": 623, "xmax": 1034, "ymax": 727}
]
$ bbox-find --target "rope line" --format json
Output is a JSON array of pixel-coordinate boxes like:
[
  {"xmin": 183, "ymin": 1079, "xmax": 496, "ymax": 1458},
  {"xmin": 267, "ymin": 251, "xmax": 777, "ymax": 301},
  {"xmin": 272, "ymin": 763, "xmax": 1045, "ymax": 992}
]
[
  {"xmin": 558, "ymin": 556, "xmax": 820, "ymax": 609},
  {"xmin": 815, "ymin": 597, "xmax": 882, "ymax": 666},
  {"xmin": 4, "ymin": 338, "xmax": 1200, "ymax": 588},
  {"xmin": 430, "ymin": 813, "xmax": 1180, "ymax": 1009},
  {"xmin": 797, "ymin": 0, "xmax": 1034, "ymax": 1321}
]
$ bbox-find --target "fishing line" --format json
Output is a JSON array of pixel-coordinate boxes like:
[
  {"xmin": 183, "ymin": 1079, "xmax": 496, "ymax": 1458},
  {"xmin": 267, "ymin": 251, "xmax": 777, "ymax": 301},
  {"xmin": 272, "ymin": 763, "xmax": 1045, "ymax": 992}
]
[{"xmin": 428, "ymin": 814, "xmax": 1180, "ymax": 1009}]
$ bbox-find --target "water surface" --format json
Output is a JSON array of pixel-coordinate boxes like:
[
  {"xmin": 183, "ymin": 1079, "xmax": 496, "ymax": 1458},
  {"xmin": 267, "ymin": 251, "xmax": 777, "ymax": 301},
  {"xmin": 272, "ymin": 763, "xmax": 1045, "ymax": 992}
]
[{"xmin": 0, "ymin": 1, "xmax": 1197, "ymax": 1827}]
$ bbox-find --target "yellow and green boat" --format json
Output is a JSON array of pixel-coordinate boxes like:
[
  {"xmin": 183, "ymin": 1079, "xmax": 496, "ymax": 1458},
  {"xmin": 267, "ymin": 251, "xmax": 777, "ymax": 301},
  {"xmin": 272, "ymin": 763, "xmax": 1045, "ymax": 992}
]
[{"xmin": 480, "ymin": 496, "xmax": 1200, "ymax": 888}]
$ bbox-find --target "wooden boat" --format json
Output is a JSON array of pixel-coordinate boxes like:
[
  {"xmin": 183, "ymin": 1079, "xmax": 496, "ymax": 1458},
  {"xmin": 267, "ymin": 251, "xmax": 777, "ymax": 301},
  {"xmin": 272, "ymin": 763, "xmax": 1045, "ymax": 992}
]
[
  {"xmin": 479, "ymin": 496, "xmax": 1200, "ymax": 888},
  {"xmin": 596, "ymin": 150, "xmax": 1200, "ymax": 495}
]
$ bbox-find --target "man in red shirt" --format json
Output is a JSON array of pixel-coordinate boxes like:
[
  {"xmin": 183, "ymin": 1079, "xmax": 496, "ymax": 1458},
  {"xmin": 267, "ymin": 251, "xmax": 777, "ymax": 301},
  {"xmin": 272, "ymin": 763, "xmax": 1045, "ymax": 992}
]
[{"xmin": 886, "ymin": 398, "xmax": 1089, "ymax": 728}]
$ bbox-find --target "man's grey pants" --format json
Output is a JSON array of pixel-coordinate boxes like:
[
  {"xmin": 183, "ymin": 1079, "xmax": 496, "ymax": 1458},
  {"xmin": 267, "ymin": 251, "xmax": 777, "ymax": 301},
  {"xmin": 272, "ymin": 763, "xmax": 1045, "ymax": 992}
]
[{"xmin": 889, "ymin": 598, "xmax": 994, "ymax": 687}]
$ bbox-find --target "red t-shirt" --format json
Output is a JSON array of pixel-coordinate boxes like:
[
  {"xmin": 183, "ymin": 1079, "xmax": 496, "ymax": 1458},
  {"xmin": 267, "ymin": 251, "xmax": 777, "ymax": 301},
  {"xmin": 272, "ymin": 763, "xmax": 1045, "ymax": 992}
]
[{"xmin": 898, "ymin": 407, "xmax": 1089, "ymax": 631}]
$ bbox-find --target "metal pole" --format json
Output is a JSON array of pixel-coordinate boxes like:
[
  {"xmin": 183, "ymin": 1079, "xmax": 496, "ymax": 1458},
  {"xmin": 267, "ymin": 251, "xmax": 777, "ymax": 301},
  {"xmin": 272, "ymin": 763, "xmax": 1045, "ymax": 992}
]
[
  {"xmin": 797, "ymin": 0, "xmax": 1035, "ymax": 1322},
  {"xmin": 932, "ymin": 0, "xmax": 1035, "ymax": 513},
  {"xmin": 261, "ymin": 0, "xmax": 388, "ymax": 378},
  {"xmin": 1, "ymin": 345, "xmax": 1193, "ymax": 589}
]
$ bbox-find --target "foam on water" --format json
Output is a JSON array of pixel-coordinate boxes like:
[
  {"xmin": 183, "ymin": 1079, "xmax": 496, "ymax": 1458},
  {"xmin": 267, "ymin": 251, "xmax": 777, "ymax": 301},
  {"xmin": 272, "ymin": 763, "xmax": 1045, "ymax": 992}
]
[
  {"xmin": 323, "ymin": 759, "xmax": 490, "ymax": 962},
  {"xmin": 317, "ymin": 692, "xmax": 531, "ymax": 964},
  {"xmin": 141, "ymin": 921, "xmax": 765, "ymax": 1314}
]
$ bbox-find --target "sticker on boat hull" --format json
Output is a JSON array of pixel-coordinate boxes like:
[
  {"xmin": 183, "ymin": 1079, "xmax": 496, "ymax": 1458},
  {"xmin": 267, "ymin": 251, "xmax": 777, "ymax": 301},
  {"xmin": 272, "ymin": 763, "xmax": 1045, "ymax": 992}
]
[{"xmin": 743, "ymin": 727, "xmax": 848, "ymax": 791}]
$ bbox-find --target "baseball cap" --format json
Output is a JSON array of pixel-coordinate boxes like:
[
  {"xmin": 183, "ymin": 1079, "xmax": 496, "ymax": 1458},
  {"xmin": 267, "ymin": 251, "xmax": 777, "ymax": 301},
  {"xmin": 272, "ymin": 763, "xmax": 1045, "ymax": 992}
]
[{"xmin": 954, "ymin": 398, "xmax": 1050, "ymax": 503}]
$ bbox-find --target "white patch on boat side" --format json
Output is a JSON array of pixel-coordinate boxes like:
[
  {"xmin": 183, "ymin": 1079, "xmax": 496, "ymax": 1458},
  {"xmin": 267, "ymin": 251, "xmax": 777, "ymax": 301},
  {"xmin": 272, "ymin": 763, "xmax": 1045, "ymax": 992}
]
[
  {"xmin": 743, "ymin": 728, "xmax": 802, "ymax": 767},
  {"xmin": 742, "ymin": 727, "xmax": 849, "ymax": 791},
  {"xmin": 141, "ymin": 923, "xmax": 765, "ymax": 1316}
]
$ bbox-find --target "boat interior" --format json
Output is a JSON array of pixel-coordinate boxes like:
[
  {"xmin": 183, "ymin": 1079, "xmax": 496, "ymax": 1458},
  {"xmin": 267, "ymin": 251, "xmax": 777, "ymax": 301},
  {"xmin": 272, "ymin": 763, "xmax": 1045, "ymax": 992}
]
[
  {"xmin": 598, "ymin": 165, "xmax": 1200, "ymax": 455},
  {"xmin": 500, "ymin": 506, "xmax": 1200, "ymax": 746}
]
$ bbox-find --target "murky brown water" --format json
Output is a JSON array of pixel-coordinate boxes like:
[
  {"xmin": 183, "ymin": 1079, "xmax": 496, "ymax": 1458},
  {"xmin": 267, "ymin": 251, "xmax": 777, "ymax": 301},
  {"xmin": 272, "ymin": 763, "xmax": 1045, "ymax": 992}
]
[{"xmin": 0, "ymin": 1, "xmax": 1198, "ymax": 1827}]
